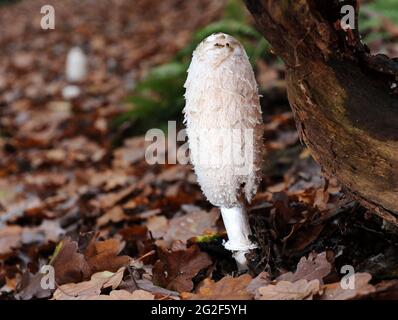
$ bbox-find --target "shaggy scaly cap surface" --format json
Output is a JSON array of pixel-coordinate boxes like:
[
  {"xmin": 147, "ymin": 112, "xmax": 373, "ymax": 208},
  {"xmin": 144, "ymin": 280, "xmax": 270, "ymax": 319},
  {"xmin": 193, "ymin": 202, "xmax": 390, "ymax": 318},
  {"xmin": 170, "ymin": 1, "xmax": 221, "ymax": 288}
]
[{"xmin": 184, "ymin": 33, "xmax": 263, "ymax": 208}]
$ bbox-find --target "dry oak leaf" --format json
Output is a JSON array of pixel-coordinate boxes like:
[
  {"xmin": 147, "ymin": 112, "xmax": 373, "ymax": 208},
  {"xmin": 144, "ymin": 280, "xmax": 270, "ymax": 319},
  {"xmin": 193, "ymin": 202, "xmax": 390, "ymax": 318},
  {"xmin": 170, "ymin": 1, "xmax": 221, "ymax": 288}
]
[
  {"xmin": 103, "ymin": 289, "xmax": 155, "ymax": 300},
  {"xmin": 53, "ymin": 267, "xmax": 125, "ymax": 300},
  {"xmin": 132, "ymin": 278, "xmax": 180, "ymax": 298},
  {"xmin": 163, "ymin": 209, "xmax": 219, "ymax": 244},
  {"xmin": 21, "ymin": 220, "xmax": 66, "ymax": 244},
  {"xmin": 51, "ymin": 238, "xmax": 91, "ymax": 285},
  {"xmin": 17, "ymin": 238, "xmax": 91, "ymax": 299},
  {"xmin": 112, "ymin": 137, "xmax": 147, "ymax": 169},
  {"xmin": 95, "ymin": 185, "xmax": 136, "ymax": 209},
  {"xmin": 67, "ymin": 290, "xmax": 155, "ymax": 300},
  {"xmin": 256, "ymin": 279, "xmax": 320, "ymax": 300},
  {"xmin": 147, "ymin": 215, "xmax": 169, "ymax": 239},
  {"xmin": 152, "ymin": 243, "xmax": 212, "ymax": 293},
  {"xmin": 16, "ymin": 272, "xmax": 53, "ymax": 300},
  {"xmin": 84, "ymin": 238, "xmax": 131, "ymax": 274},
  {"xmin": 319, "ymin": 273, "xmax": 376, "ymax": 300},
  {"xmin": 96, "ymin": 206, "xmax": 129, "ymax": 227},
  {"xmin": 277, "ymin": 252, "xmax": 331, "ymax": 285},
  {"xmin": 246, "ymin": 272, "xmax": 271, "ymax": 295},
  {"xmin": 181, "ymin": 275, "xmax": 253, "ymax": 300},
  {"xmin": 0, "ymin": 225, "xmax": 22, "ymax": 256}
]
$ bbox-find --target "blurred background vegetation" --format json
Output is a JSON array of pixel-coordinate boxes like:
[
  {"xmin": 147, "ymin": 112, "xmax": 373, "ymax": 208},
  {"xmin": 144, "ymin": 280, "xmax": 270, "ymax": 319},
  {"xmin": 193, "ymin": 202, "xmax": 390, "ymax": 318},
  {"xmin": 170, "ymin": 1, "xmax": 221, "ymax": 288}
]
[
  {"xmin": 0, "ymin": 0, "xmax": 21, "ymax": 5},
  {"xmin": 112, "ymin": 0, "xmax": 270, "ymax": 136},
  {"xmin": 112, "ymin": 0, "xmax": 398, "ymax": 137}
]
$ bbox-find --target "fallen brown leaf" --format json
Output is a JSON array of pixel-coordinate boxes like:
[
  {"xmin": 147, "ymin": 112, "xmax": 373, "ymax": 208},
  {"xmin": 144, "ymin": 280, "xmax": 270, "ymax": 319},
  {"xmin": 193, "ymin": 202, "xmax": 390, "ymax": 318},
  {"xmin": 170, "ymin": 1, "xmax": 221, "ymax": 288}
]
[
  {"xmin": 182, "ymin": 275, "xmax": 253, "ymax": 300},
  {"xmin": 95, "ymin": 185, "xmax": 136, "ymax": 209},
  {"xmin": 51, "ymin": 238, "xmax": 91, "ymax": 285},
  {"xmin": 16, "ymin": 272, "xmax": 53, "ymax": 300},
  {"xmin": 147, "ymin": 215, "xmax": 169, "ymax": 239},
  {"xmin": 246, "ymin": 272, "xmax": 271, "ymax": 295},
  {"xmin": 152, "ymin": 243, "xmax": 212, "ymax": 293},
  {"xmin": 84, "ymin": 237, "xmax": 131, "ymax": 274},
  {"xmin": 256, "ymin": 279, "xmax": 320, "ymax": 300},
  {"xmin": 163, "ymin": 209, "xmax": 219, "ymax": 245},
  {"xmin": 0, "ymin": 225, "xmax": 22, "ymax": 256},
  {"xmin": 96, "ymin": 206, "xmax": 129, "ymax": 227},
  {"xmin": 107, "ymin": 289, "xmax": 154, "ymax": 300},
  {"xmin": 277, "ymin": 252, "xmax": 331, "ymax": 285},
  {"xmin": 319, "ymin": 273, "xmax": 376, "ymax": 300},
  {"xmin": 53, "ymin": 267, "xmax": 125, "ymax": 300}
]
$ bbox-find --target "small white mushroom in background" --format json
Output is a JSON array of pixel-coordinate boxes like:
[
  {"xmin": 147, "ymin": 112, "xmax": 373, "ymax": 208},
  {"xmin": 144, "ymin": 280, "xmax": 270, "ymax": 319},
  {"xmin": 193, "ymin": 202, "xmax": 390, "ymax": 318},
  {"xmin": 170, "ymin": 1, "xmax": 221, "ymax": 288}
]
[
  {"xmin": 66, "ymin": 47, "xmax": 87, "ymax": 83},
  {"xmin": 183, "ymin": 33, "xmax": 263, "ymax": 270},
  {"xmin": 63, "ymin": 47, "xmax": 87, "ymax": 100}
]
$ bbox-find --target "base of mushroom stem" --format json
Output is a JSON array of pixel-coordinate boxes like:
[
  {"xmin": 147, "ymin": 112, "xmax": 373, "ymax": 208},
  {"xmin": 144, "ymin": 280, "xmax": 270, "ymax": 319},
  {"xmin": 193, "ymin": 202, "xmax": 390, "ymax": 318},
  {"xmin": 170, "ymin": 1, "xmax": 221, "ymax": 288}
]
[
  {"xmin": 232, "ymin": 250, "xmax": 252, "ymax": 271},
  {"xmin": 220, "ymin": 206, "xmax": 257, "ymax": 271},
  {"xmin": 224, "ymin": 242, "xmax": 257, "ymax": 271}
]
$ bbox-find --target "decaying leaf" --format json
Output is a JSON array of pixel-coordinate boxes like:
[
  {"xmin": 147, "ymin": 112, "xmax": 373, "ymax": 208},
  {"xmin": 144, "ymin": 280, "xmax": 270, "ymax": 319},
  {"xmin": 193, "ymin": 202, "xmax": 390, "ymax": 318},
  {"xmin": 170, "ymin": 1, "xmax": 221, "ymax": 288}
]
[
  {"xmin": 16, "ymin": 272, "xmax": 53, "ymax": 300},
  {"xmin": 97, "ymin": 206, "xmax": 129, "ymax": 227},
  {"xmin": 52, "ymin": 238, "xmax": 91, "ymax": 285},
  {"xmin": 256, "ymin": 279, "xmax": 320, "ymax": 300},
  {"xmin": 0, "ymin": 225, "xmax": 22, "ymax": 256},
  {"xmin": 106, "ymin": 289, "xmax": 155, "ymax": 300},
  {"xmin": 95, "ymin": 185, "xmax": 136, "ymax": 209},
  {"xmin": 277, "ymin": 252, "xmax": 332, "ymax": 285},
  {"xmin": 84, "ymin": 238, "xmax": 131, "ymax": 273},
  {"xmin": 147, "ymin": 215, "xmax": 169, "ymax": 239},
  {"xmin": 163, "ymin": 209, "xmax": 219, "ymax": 244},
  {"xmin": 319, "ymin": 273, "xmax": 376, "ymax": 300},
  {"xmin": 246, "ymin": 272, "xmax": 271, "ymax": 295},
  {"xmin": 182, "ymin": 275, "xmax": 253, "ymax": 300},
  {"xmin": 152, "ymin": 243, "xmax": 212, "ymax": 292},
  {"xmin": 21, "ymin": 220, "xmax": 66, "ymax": 244},
  {"xmin": 120, "ymin": 277, "xmax": 180, "ymax": 298},
  {"xmin": 112, "ymin": 137, "xmax": 147, "ymax": 169},
  {"xmin": 53, "ymin": 267, "xmax": 125, "ymax": 300}
]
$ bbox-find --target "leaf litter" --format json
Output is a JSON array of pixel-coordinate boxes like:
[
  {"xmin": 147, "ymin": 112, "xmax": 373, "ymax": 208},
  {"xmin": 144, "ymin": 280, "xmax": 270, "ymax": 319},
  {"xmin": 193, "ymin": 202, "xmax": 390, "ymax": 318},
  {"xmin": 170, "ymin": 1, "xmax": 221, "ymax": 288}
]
[{"xmin": 0, "ymin": 0, "xmax": 398, "ymax": 300}]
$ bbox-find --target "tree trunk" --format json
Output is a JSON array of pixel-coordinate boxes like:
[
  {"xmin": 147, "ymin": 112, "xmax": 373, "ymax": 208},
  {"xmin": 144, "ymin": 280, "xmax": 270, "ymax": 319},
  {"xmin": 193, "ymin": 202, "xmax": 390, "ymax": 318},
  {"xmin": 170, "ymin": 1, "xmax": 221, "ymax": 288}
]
[{"xmin": 244, "ymin": 0, "xmax": 398, "ymax": 224}]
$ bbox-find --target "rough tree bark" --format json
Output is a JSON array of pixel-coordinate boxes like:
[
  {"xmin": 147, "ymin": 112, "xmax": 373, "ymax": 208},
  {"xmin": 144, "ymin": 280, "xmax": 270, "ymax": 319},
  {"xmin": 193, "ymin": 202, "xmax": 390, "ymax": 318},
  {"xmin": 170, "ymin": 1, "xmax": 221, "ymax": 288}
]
[{"xmin": 243, "ymin": 0, "xmax": 398, "ymax": 224}]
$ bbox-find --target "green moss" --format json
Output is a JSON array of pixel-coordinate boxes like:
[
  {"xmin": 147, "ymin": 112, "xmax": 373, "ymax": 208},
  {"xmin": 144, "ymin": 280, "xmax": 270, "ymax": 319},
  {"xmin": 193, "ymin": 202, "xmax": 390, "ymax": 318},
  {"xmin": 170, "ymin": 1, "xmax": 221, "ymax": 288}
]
[{"xmin": 193, "ymin": 233, "xmax": 224, "ymax": 243}]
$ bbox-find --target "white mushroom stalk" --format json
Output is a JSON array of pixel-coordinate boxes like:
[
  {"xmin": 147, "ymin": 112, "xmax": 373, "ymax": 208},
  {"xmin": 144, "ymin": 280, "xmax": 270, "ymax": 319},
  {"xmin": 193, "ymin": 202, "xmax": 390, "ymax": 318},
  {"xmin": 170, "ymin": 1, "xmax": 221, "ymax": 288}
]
[{"xmin": 183, "ymin": 33, "xmax": 263, "ymax": 270}]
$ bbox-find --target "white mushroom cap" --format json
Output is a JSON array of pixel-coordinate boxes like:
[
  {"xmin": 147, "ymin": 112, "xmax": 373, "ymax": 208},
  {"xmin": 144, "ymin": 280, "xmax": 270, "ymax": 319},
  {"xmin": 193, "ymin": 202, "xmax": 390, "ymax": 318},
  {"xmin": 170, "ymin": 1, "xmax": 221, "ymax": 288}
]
[{"xmin": 183, "ymin": 33, "xmax": 263, "ymax": 208}]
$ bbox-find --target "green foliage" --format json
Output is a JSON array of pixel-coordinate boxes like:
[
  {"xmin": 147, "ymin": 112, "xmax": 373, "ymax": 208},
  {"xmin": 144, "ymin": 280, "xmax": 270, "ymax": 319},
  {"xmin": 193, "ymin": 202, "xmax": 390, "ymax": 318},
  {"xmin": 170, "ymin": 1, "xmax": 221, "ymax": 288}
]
[
  {"xmin": 0, "ymin": 0, "xmax": 19, "ymax": 5},
  {"xmin": 366, "ymin": 0, "xmax": 398, "ymax": 24},
  {"xmin": 113, "ymin": 0, "xmax": 270, "ymax": 136},
  {"xmin": 113, "ymin": 62, "xmax": 186, "ymax": 135},
  {"xmin": 360, "ymin": 0, "xmax": 398, "ymax": 42}
]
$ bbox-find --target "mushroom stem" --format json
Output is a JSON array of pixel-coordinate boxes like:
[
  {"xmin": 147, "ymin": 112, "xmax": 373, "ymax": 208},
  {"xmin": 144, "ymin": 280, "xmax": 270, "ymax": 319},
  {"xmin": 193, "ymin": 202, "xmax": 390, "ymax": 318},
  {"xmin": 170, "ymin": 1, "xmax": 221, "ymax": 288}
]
[{"xmin": 220, "ymin": 206, "xmax": 257, "ymax": 270}]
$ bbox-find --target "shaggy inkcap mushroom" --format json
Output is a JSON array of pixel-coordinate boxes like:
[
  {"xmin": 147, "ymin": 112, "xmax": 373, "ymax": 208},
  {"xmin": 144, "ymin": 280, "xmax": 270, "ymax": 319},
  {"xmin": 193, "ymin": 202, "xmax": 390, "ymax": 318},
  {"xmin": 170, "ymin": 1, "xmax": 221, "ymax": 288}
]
[{"xmin": 183, "ymin": 33, "xmax": 263, "ymax": 270}]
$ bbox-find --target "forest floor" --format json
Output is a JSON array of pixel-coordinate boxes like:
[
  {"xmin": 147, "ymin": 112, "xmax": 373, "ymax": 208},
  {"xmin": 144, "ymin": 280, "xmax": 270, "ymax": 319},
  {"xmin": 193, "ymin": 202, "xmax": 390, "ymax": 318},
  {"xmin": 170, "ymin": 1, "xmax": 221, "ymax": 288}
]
[{"xmin": 1, "ymin": 0, "xmax": 398, "ymax": 300}]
